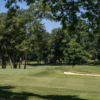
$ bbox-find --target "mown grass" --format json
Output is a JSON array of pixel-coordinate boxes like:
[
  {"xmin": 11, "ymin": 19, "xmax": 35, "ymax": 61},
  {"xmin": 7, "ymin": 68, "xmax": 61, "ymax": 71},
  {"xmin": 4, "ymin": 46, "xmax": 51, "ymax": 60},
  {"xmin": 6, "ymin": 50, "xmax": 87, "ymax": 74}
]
[{"xmin": 0, "ymin": 63, "xmax": 100, "ymax": 100}]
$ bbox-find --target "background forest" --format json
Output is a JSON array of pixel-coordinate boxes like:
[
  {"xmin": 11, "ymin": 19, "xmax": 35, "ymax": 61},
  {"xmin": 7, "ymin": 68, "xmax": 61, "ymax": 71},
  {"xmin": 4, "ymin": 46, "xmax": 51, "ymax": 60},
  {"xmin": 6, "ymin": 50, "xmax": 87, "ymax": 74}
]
[{"xmin": 0, "ymin": 0, "xmax": 100, "ymax": 69}]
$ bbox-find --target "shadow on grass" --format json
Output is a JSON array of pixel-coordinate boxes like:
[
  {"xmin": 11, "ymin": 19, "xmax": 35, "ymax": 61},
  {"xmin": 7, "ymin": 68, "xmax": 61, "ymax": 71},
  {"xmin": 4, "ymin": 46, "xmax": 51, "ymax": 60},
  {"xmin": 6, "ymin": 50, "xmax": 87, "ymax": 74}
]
[{"xmin": 0, "ymin": 86, "xmax": 87, "ymax": 100}]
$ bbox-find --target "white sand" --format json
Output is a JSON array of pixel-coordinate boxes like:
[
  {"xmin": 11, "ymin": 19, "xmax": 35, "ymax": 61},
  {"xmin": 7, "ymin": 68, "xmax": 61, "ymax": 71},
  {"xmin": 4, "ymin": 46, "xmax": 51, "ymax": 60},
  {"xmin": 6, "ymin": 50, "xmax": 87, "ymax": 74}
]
[{"xmin": 63, "ymin": 72, "xmax": 100, "ymax": 76}]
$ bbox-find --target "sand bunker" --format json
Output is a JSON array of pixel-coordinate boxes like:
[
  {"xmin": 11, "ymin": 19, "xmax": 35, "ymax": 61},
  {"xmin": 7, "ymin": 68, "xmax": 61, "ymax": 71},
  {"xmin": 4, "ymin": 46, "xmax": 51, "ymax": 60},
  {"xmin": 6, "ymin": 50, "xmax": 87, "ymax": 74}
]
[{"xmin": 63, "ymin": 72, "xmax": 100, "ymax": 76}]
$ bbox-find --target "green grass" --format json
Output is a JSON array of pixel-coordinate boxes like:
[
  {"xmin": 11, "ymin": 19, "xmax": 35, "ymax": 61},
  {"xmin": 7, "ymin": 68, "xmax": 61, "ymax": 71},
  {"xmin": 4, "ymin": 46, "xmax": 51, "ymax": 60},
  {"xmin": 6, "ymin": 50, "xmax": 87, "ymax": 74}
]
[
  {"xmin": 62, "ymin": 65, "xmax": 100, "ymax": 74},
  {"xmin": 0, "ymin": 64, "xmax": 100, "ymax": 100}
]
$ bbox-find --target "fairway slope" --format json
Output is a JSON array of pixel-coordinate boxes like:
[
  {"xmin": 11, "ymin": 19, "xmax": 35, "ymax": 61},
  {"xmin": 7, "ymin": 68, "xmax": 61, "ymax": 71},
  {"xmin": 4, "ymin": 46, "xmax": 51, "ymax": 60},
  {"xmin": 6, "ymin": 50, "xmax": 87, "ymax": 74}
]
[{"xmin": 0, "ymin": 65, "xmax": 100, "ymax": 100}]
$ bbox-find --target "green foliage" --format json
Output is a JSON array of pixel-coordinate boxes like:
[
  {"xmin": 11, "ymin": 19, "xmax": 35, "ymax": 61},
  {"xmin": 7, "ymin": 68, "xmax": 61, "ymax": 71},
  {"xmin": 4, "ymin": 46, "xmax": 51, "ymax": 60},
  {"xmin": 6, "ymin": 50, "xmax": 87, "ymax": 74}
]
[
  {"xmin": 50, "ymin": 28, "xmax": 64, "ymax": 63},
  {"xmin": 5, "ymin": 0, "xmax": 100, "ymax": 30},
  {"xmin": 62, "ymin": 20, "xmax": 92, "ymax": 67},
  {"xmin": 1, "ymin": 0, "xmax": 100, "ymax": 68},
  {"xmin": 64, "ymin": 40, "xmax": 91, "ymax": 67}
]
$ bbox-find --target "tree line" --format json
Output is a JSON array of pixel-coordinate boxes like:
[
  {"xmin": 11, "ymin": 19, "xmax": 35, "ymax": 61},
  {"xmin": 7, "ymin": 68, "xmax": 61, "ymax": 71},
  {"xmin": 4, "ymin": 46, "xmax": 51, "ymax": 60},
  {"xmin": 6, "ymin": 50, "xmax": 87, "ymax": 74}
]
[{"xmin": 0, "ymin": 0, "xmax": 100, "ymax": 68}]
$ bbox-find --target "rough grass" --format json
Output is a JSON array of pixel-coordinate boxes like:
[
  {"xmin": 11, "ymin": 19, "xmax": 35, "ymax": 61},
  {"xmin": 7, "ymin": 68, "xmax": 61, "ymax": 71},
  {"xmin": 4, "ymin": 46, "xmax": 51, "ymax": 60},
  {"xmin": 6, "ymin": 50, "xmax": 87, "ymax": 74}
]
[{"xmin": 0, "ymin": 63, "xmax": 100, "ymax": 100}]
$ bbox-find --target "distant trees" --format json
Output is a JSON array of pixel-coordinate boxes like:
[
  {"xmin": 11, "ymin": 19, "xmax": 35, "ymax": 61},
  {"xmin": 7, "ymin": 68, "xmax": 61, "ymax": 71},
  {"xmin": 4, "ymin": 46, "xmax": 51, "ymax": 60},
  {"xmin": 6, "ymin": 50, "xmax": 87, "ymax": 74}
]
[
  {"xmin": 1, "ymin": 0, "xmax": 100, "ymax": 68},
  {"xmin": 50, "ymin": 28, "xmax": 65, "ymax": 63},
  {"xmin": 50, "ymin": 20, "xmax": 92, "ymax": 67},
  {"xmin": 0, "ymin": 2, "xmax": 56, "ymax": 68},
  {"xmin": 0, "ymin": 4, "xmax": 50, "ymax": 68},
  {"xmin": 64, "ymin": 39, "xmax": 90, "ymax": 68},
  {"xmin": 0, "ymin": 9, "xmax": 100, "ymax": 68},
  {"xmin": 0, "ymin": 13, "xmax": 8, "ymax": 68}
]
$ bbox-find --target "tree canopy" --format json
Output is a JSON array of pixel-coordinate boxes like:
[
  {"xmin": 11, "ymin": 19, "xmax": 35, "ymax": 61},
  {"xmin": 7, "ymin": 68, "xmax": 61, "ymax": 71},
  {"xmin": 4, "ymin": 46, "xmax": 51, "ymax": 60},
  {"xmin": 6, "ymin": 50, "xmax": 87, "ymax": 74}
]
[
  {"xmin": 0, "ymin": 0, "xmax": 100, "ymax": 68},
  {"xmin": 4, "ymin": 0, "xmax": 100, "ymax": 28}
]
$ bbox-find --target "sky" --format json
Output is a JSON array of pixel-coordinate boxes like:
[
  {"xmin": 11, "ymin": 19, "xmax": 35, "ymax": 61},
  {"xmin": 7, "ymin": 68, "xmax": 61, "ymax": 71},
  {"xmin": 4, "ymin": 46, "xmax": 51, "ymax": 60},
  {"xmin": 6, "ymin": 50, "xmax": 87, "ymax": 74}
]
[{"xmin": 0, "ymin": 0, "xmax": 62, "ymax": 33}]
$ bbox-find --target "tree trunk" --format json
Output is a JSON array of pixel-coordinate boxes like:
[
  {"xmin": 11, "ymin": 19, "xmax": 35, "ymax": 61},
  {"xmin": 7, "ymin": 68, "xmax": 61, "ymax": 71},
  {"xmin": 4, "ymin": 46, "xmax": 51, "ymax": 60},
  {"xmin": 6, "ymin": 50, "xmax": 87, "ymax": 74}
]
[
  {"xmin": 94, "ymin": 51, "xmax": 96, "ymax": 64},
  {"xmin": 58, "ymin": 59, "xmax": 60, "ymax": 64},
  {"xmin": 37, "ymin": 60, "xmax": 39, "ymax": 65},
  {"xmin": 72, "ymin": 65, "xmax": 74, "ymax": 68},
  {"xmin": 44, "ymin": 61, "xmax": 47, "ymax": 65},
  {"xmin": 9, "ymin": 58, "xmax": 13, "ymax": 68},
  {"xmin": 50, "ymin": 51, "xmax": 51, "ymax": 63},
  {"xmin": 19, "ymin": 57, "xmax": 21, "ymax": 69},
  {"xmin": 69, "ymin": 60, "xmax": 70, "ymax": 65},
  {"xmin": 94, "ymin": 58, "xmax": 96, "ymax": 65},
  {"xmin": 1, "ymin": 52, "xmax": 6, "ymax": 69},
  {"xmin": 94, "ymin": 47, "xmax": 97, "ymax": 64},
  {"xmin": 24, "ymin": 51, "xmax": 27, "ymax": 69},
  {"xmin": 13, "ymin": 52, "xmax": 16, "ymax": 68},
  {"xmin": 20, "ymin": 60, "xmax": 22, "ymax": 64},
  {"xmin": 27, "ymin": 59, "xmax": 28, "ymax": 64}
]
